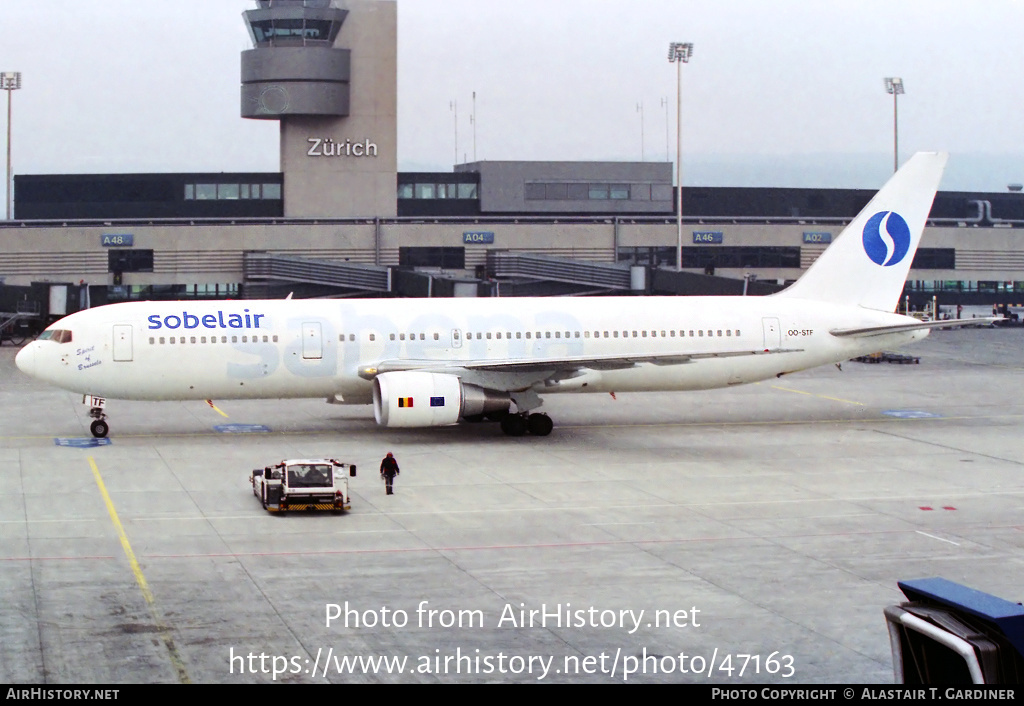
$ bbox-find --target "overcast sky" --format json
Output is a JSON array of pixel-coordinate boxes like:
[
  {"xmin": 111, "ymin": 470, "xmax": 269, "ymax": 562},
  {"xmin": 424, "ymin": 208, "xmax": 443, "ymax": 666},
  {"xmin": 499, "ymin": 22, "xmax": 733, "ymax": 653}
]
[{"xmin": 2, "ymin": 0, "xmax": 1022, "ymax": 190}]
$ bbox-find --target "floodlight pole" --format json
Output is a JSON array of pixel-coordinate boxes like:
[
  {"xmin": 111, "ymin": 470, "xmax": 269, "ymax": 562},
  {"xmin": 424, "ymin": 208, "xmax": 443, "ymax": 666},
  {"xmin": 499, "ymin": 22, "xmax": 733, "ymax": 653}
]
[
  {"xmin": 637, "ymin": 101, "xmax": 645, "ymax": 161},
  {"xmin": 669, "ymin": 43, "xmax": 693, "ymax": 272},
  {"xmin": 885, "ymin": 77, "xmax": 904, "ymax": 173},
  {"xmin": 471, "ymin": 91, "xmax": 477, "ymax": 162},
  {"xmin": 449, "ymin": 100, "xmax": 458, "ymax": 166},
  {"xmin": 2, "ymin": 72, "xmax": 21, "ymax": 220}
]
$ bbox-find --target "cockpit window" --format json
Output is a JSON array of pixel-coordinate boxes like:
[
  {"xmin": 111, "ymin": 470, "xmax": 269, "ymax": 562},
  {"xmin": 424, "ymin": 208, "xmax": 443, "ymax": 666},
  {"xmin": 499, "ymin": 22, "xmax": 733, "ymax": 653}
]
[{"xmin": 38, "ymin": 329, "xmax": 73, "ymax": 344}]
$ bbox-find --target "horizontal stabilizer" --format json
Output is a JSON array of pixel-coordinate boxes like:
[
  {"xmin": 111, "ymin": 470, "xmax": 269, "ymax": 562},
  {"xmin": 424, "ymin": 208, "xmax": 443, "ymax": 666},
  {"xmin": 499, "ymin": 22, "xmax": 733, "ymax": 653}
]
[{"xmin": 830, "ymin": 317, "xmax": 1003, "ymax": 338}]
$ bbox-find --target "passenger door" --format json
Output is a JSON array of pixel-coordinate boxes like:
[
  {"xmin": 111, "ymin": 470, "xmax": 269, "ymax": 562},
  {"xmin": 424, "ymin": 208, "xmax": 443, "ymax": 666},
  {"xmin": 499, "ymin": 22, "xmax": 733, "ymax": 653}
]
[
  {"xmin": 113, "ymin": 324, "xmax": 133, "ymax": 362},
  {"xmin": 302, "ymin": 322, "xmax": 323, "ymax": 360}
]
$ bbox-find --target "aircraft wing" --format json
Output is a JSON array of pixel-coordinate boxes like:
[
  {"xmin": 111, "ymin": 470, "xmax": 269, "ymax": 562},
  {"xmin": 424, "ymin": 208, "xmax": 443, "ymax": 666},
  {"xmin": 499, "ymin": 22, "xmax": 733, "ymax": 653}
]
[
  {"xmin": 359, "ymin": 346, "xmax": 804, "ymax": 380},
  {"xmin": 830, "ymin": 317, "xmax": 1003, "ymax": 338}
]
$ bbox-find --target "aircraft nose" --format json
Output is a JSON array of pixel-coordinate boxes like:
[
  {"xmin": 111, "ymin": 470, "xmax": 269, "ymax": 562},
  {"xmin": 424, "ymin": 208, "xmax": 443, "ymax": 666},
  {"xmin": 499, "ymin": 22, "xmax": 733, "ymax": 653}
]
[{"xmin": 15, "ymin": 344, "xmax": 35, "ymax": 377}]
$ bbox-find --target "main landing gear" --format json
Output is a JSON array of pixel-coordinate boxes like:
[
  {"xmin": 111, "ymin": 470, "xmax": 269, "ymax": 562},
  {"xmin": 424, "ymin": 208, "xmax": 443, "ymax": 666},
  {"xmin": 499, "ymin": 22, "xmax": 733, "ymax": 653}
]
[{"xmin": 499, "ymin": 412, "xmax": 553, "ymax": 438}]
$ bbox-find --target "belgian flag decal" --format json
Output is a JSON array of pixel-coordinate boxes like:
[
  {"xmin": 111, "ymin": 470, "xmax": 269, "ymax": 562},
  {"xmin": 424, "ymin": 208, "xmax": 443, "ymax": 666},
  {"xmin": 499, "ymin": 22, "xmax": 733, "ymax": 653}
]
[{"xmin": 398, "ymin": 397, "xmax": 414, "ymax": 408}]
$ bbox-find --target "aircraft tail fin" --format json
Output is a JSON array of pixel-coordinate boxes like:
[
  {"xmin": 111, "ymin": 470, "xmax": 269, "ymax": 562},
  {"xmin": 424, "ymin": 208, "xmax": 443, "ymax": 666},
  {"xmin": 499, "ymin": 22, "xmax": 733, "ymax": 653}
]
[{"xmin": 775, "ymin": 151, "xmax": 948, "ymax": 312}]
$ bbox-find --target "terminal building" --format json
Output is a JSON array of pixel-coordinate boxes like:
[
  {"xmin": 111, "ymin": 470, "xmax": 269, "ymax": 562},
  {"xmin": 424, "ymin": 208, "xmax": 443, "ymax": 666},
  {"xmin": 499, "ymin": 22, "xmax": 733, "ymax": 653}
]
[{"xmin": 3, "ymin": 0, "xmax": 1024, "ymax": 325}]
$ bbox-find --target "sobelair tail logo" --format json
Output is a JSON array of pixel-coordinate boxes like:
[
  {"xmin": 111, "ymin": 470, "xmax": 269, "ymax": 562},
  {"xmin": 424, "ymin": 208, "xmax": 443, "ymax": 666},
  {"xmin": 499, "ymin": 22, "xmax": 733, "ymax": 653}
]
[{"xmin": 862, "ymin": 211, "xmax": 911, "ymax": 267}]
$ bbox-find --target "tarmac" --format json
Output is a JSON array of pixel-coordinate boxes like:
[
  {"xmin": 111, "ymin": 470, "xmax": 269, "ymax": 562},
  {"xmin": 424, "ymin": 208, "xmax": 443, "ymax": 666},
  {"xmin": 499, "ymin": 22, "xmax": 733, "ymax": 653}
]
[{"xmin": 1, "ymin": 325, "xmax": 1022, "ymax": 684}]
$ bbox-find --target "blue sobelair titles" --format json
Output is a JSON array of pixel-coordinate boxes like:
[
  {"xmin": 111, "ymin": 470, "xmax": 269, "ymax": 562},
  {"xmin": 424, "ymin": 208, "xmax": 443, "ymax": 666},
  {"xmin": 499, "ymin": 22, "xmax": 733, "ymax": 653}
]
[{"xmin": 147, "ymin": 309, "xmax": 266, "ymax": 331}]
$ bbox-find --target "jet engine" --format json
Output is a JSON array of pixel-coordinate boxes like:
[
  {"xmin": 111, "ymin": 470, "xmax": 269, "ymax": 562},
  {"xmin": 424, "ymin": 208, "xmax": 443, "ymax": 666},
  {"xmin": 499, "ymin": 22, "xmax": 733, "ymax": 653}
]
[{"xmin": 372, "ymin": 371, "xmax": 511, "ymax": 428}]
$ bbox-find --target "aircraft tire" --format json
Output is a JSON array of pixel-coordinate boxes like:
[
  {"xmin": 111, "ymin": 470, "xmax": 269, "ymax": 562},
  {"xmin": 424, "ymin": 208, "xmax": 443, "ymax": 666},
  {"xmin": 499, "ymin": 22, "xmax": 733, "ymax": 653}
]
[
  {"xmin": 500, "ymin": 414, "xmax": 528, "ymax": 437},
  {"xmin": 527, "ymin": 413, "xmax": 553, "ymax": 437},
  {"xmin": 90, "ymin": 419, "xmax": 109, "ymax": 439}
]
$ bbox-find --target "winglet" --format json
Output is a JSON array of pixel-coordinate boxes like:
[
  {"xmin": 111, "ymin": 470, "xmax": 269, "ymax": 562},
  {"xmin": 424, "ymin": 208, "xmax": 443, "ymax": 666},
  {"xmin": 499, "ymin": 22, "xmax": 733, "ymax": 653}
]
[{"xmin": 775, "ymin": 152, "xmax": 948, "ymax": 312}]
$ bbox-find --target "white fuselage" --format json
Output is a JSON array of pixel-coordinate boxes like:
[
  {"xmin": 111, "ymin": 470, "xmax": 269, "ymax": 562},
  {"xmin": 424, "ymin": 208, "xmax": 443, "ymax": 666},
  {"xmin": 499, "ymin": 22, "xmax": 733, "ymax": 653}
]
[{"xmin": 15, "ymin": 296, "xmax": 926, "ymax": 404}]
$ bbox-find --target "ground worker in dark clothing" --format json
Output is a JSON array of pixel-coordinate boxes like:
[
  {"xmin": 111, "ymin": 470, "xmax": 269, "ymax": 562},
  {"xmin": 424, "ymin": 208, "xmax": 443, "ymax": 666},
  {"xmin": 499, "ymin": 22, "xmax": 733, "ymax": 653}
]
[{"xmin": 380, "ymin": 452, "xmax": 400, "ymax": 495}]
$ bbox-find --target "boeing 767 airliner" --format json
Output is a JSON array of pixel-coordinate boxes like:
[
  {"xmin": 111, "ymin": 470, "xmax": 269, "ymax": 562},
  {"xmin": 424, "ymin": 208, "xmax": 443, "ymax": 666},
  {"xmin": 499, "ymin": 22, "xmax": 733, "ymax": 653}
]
[{"xmin": 16, "ymin": 152, "xmax": 975, "ymax": 438}]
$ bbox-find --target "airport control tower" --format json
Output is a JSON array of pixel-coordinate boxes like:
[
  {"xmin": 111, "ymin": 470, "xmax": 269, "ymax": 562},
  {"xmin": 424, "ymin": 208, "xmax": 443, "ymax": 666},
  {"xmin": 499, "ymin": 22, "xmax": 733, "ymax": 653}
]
[{"xmin": 241, "ymin": 0, "xmax": 397, "ymax": 218}]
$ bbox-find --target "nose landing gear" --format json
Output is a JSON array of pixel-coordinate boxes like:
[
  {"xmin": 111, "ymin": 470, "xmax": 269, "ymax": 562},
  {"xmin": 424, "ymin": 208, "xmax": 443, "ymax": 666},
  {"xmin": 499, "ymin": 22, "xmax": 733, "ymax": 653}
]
[
  {"xmin": 89, "ymin": 407, "xmax": 109, "ymax": 438},
  {"xmin": 83, "ymin": 395, "xmax": 109, "ymax": 438}
]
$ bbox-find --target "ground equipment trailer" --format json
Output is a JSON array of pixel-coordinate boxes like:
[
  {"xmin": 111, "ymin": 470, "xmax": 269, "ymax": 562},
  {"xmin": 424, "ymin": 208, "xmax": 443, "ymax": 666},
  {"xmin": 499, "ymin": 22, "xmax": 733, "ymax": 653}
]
[{"xmin": 251, "ymin": 459, "xmax": 356, "ymax": 513}]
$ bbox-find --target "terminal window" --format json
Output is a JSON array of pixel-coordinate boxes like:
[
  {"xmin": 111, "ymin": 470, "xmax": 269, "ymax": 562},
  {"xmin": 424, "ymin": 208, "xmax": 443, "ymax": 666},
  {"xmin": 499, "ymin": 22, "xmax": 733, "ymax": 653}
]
[
  {"xmin": 909, "ymin": 248, "xmax": 955, "ymax": 270},
  {"xmin": 398, "ymin": 182, "xmax": 478, "ymax": 200},
  {"xmin": 109, "ymin": 249, "xmax": 154, "ymax": 273},
  {"xmin": 399, "ymin": 247, "xmax": 465, "ymax": 269},
  {"xmin": 525, "ymin": 181, "xmax": 651, "ymax": 201},
  {"xmin": 186, "ymin": 183, "xmax": 281, "ymax": 201}
]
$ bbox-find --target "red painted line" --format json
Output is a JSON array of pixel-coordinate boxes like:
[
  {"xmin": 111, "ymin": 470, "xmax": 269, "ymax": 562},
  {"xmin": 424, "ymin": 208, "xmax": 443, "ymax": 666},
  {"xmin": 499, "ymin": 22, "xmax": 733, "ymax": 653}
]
[
  {"xmin": 0, "ymin": 555, "xmax": 117, "ymax": 562},
  {"xmin": 1, "ymin": 523, "xmax": 1016, "ymax": 562},
  {"xmin": 113, "ymin": 527, "xmax": 990, "ymax": 560}
]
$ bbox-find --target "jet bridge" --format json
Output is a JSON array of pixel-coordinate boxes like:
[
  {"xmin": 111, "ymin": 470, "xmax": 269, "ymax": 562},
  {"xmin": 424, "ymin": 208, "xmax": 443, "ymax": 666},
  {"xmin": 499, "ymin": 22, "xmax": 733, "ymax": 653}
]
[
  {"xmin": 486, "ymin": 251, "xmax": 640, "ymax": 295},
  {"xmin": 0, "ymin": 301, "xmax": 41, "ymax": 345},
  {"xmin": 243, "ymin": 253, "xmax": 391, "ymax": 299}
]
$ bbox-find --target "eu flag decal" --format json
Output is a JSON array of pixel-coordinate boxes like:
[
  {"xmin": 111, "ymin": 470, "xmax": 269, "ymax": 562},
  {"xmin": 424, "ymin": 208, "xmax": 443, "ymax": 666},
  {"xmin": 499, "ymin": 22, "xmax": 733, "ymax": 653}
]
[
  {"xmin": 430, "ymin": 397, "xmax": 445, "ymax": 407},
  {"xmin": 398, "ymin": 397, "xmax": 413, "ymax": 408}
]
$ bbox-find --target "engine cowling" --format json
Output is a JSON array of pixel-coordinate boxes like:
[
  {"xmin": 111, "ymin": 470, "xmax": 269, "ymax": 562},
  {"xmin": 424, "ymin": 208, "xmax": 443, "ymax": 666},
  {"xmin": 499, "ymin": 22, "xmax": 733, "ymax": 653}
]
[{"xmin": 372, "ymin": 372, "xmax": 510, "ymax": 428}]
